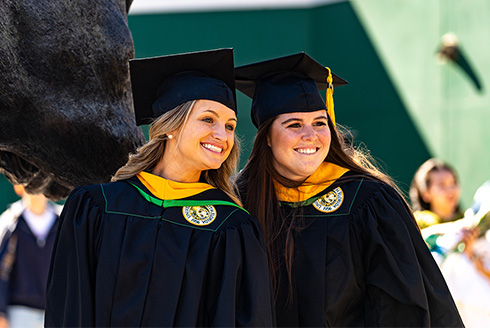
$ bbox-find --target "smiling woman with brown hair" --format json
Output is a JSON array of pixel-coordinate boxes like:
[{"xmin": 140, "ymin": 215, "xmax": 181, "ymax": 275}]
[
  {"xmin": 45, "ymin": 49, "xmax": 274, "ymax": 328},
  {"xmin": 235, "ymin": 52, "xmax": 463, "ymax": 327}
]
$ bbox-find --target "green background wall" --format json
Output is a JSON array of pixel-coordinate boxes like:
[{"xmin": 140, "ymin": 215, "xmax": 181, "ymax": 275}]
[
  {"xmin": 352, "ymin": 0, "xmax": 490, "ymax": 207},
  {"xmin": 2, "ymin": 0, "xmax": 488, "ymax": 210},
  {"xmin": 127, "ymin": 0, "xmax": 430, "ymax": 196}
]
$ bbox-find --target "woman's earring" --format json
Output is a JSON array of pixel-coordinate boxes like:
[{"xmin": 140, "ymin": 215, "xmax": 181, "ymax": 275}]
[{"xmin": 167, "ymin": 134, "xmax": 173, "ymax": 140}]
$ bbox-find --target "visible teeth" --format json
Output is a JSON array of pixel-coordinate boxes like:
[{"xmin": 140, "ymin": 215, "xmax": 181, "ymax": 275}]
[
  {"xmin": 202, "ymin": 143, "xmax": 223, "ymax": 153},
  {"xmin": 297, "ymin": 148, "xmax": 317, "ymax": 154}
]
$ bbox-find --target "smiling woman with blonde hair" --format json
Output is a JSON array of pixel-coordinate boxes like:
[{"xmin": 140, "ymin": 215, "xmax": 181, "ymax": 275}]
[{"xmin": 45, "ymin": 49, "xmax": 274, "ymax": 328}]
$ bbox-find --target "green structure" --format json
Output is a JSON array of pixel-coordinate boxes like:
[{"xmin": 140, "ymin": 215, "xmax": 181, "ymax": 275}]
[
  {"xmin": 127, "ymin": 0, "xmax": 430, "ymax": 197},
  {"xmin": 127, "ymin": 0, "xmax": 490, "ymax": 207},
  {"xmin": 1, "ymin": 0, "xmax": 488, "ymax": 210},
  {"xmin": 351, "ymin": 0, "xmax": 490, "ymax": 207}
]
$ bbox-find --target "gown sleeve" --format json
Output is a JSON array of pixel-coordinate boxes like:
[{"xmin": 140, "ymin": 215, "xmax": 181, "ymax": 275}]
[
  {"xmin": 205, "ymin": 214, "xmax": 275, "ymax": 327},
  {"xmin": 351, "ymin": 183, "xmax": 464, "ymax": 327},
  {"xmin": 45, "ymin": 186, "xmax": 103, "ymax": 328}
]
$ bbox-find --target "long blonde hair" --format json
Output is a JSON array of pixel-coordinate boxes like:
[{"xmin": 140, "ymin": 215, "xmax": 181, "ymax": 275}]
[{"xmin": 113, "ymin": 100, "xmax": 242, "ymax": 206}]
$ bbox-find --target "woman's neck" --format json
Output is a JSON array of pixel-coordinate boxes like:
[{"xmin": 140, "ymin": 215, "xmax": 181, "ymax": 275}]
[
  {"xmin": 151, "ymin": 159, "xmax": 201, "ymax": 183},
  {"xmin": 22, "ymin": 194, "xmax": 48, "ymax": 216},
  {"xmin": 272, "ymin": 170, "xmax": 306, "ymax": 188}
]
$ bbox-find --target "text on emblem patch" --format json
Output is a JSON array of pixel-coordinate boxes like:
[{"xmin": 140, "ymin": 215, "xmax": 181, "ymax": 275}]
[
  {"xmin": 182, "ymin": 205, "xmax": 217, "ymax": 226},
  {"xmin": 312, "ymin": 187, "xmax": 344, "ymax": 213}
]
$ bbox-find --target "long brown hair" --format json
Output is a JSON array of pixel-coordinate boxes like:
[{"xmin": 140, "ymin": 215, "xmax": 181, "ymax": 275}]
[
  {"xmin": 236, "ymin": 114, "xmax": 398, "ymax": 302},
  {"xmin": 113, "ymin": 100, "xmax": 243, "ymax": 206}
]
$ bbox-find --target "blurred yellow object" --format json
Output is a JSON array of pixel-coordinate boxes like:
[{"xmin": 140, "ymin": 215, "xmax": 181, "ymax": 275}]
[{"xmin": 414, "ymin": 210, "xmax": 441, "ymax": 229}]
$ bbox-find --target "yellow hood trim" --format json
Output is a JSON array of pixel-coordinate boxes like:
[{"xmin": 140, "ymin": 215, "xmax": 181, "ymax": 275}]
[
  {"xmin": 137, "ymin": 171, "xmax": 215, "ymax": 200},
  {"xmin": 273, "ymin": 162, "xmax": 349, "ymax": 203}
]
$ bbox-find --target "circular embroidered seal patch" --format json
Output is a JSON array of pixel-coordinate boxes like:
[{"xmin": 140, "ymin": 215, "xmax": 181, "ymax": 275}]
[
  {"xmin": 182, "ymin": 205, "xmax": 217, "ymax": 226},
  {"xmin": 312, "ymin": 187, "xmax": 344, "ymax": 213}
]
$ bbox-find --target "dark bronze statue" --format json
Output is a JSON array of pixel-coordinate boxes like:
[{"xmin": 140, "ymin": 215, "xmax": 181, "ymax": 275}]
[{"xmin": 0, "ymin": 0, "xmax": 145, "ymax": 199}]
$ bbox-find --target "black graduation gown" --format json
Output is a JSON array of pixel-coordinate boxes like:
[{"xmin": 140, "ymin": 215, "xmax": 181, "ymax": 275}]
[
  {"xmin": 45, "ymin": 177, "xmax": 274, "ymax": 327},
  {"xmin": 273, "ymin": 172, "xmax": 464, "ymax": 327}
]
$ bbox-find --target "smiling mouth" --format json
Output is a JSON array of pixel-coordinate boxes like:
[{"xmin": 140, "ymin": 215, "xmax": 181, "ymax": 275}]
[
  {"xmin": 295, "ymin": 147, "xmax": 318, "ymax": 154},
  {"xmin": 202, "ymin": 143, "xmax": 223, "ymax": 153}
]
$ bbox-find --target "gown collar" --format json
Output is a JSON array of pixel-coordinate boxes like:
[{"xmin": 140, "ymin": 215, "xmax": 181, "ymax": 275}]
[
  {"xmin": 273, "ymin": 162, "xmax": 349, "ymax": 203},
  {"xmin": 137, "ymin": 171, "xmax": 215, "ymax": 200}
]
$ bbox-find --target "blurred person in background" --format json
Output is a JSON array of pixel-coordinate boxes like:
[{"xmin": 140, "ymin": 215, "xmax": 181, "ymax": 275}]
[
  {"xmin": 411, "ymin": 160, "xmax": 490, "ymax": 327},
  {"xmin": 410, "ymin": 159, "xmax": 478, "ymax": 265},
  {"xmin": 0, "ymin": 185, "xmax": 62, "ymax": 328},
  {"xmin": 441, "ymin": 231, "xmax": 490, "ymax": 328},
  {"xmin": 410, "ymin": 158, "xmax": 463, "ymax": 229},
  {"xmin": 440, "ymin": 181, "xmax": 490, "ymax": 328}
]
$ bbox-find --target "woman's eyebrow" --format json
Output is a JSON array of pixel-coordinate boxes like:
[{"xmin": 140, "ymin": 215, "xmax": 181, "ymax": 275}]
[
  {"xmin": 202, "ymin": 109, "xmax": 219, "ymax": 116},
  {"xmin": 281, "ymin": 118, "xmax": 302, "ymax": 125},
  {"xmin": 281, "ymin": 116, "xmax": 328, "ymax": 125},
  {"xmin": 202, "ymin": 109, "xmax": 237, "ymax": 122}
]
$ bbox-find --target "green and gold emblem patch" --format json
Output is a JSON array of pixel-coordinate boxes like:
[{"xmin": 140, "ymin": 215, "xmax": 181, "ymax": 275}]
[
  {"xmin": 313, "ymin": 187, "xmax": 344, "ymax": 213},
  {"xmin": 182, "ymin": 205, "xmax": 217, "ymax": 226}
]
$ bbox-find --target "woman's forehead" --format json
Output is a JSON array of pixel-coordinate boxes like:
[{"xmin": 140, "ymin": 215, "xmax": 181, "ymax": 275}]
[
  {"xmin": 275, "ymin": 109, "xmax": 328, "ymax": 120},
  {"xmin": 429, "ymin": 169, "xmax": 457, "ymax": 182},
  {"xmin": 192, "ymin": 99, "xmax": 237, "ymax": 119}
]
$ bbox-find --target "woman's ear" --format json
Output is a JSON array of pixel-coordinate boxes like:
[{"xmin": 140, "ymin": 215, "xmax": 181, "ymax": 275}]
[
  {"xmin": 13, "ymin": 184, "xmax": 25, "ymax": 197},
  {"xmin": 267, "ymin": 135, "xmax": 271, "ymax": 148},
  {"xmin": 166, "ymin": 128, "xmax": 180, "ymax": 141}
]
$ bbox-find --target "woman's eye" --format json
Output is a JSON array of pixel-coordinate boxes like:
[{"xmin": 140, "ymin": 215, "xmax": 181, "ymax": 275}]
[
  {"xmin": 203, "ymin": 117, "xmax": 213, "ymax": 123},
  {"xmin": 287, "ymin": 123, "xmax": 301, "ymax": 128},
  {"xmin": 313, "ymin": 121, "xmax": 327, "ymax": 127},
  {"xmin": 226, "ymin": 124, "xmax": 235, "ymax": 132}
]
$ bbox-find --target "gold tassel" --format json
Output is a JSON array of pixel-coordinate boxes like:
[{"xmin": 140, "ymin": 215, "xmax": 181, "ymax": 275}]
[{"xmin": 325, "ymin": 67, "xmax": 335, "ymax": 127}]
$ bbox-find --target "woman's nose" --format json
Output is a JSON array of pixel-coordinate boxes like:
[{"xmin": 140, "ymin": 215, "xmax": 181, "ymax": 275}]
[
  {"xmin": 301, "ymin": 125, "xmax": 317, "ymax": 140},
  {"xmin": 212, "ymin": 124, "xmax": 228, "ymax": 141}
]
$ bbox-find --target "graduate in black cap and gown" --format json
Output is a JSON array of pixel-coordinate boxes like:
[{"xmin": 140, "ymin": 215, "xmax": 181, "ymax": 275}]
[
  {"xmin": 235, "ymin": 52, "xmax": 464, "ymax": 327},
  {"xmin": 45, "ymin": 49, "xmax": 274, "ymax": 327}
]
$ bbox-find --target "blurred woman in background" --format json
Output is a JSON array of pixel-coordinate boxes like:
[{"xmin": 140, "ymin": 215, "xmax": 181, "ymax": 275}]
[{"xmin": 410, "ymin": 158, "xmax": 463, "ymax": 229}]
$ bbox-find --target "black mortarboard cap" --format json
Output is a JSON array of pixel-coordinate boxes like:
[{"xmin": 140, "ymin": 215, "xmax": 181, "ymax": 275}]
[
  {"xmin": 235, "ymin": 52, "xmax": 347, "ymax": 127},
  {"xmin": 130, "ymin": 48, "xmax": 236, "ymax": 126}
]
